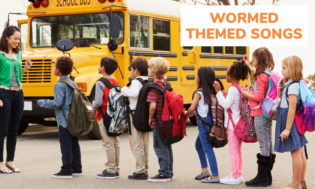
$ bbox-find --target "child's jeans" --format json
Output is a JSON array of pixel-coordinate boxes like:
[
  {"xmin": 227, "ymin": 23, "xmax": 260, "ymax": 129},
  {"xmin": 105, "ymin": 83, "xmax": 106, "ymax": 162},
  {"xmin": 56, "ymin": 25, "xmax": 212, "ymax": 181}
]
[
  {"xmin": 59, "ymin": 126, "xmax": 82, "ymax": 174},
  {"xmin": 153, "ymin": 127, "xmax": 173, "ymax": 178},
  {"xmin": 195, "ymin": 116, "xmax": 219, "ymax": 176},
  {"xmin": 228, "ymin": 129, "xmax": 243, "ymax": 178}
]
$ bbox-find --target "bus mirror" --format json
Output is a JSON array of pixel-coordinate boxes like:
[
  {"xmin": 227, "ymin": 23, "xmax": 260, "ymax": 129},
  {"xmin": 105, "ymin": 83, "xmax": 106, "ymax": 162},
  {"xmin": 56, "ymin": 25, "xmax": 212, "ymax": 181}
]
[
  {"xmin": 110, "ymin": 15, "xmax": 121, "ymax": 39},
  {"xmin": 108, "ymin": 39, "xmax": 118, "ymax": 51},
  {"xmin": 56, "ymin": 39, "xmax": 74, "ymax": 52}
]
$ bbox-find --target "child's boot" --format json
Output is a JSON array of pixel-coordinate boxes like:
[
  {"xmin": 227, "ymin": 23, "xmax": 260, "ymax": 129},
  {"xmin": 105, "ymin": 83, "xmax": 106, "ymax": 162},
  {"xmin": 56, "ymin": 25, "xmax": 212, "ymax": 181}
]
[
  {"xmin": 267, "ymin": 154, "xmax": 276, "ymax": 186},
  {"xmin": 245, "ymin": 153, "xmax": 270, "ymax": 187}
]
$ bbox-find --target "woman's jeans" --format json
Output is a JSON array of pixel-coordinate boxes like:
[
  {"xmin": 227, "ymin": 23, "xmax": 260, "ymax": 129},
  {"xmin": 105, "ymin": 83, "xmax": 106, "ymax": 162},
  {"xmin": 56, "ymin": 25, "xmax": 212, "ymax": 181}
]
[
  {"xmin": 195, "ymin": 116, "xmax": 219, "ymax": 176},
  {"xmin": 0, "ymin": 89, "xmax": 24, "ymax": 162}
]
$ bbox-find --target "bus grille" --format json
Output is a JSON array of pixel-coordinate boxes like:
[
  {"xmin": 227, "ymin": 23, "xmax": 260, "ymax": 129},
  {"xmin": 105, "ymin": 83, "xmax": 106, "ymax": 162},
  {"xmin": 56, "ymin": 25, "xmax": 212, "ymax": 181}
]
[{"xmin": 22, "ymin": 59, "xmax": 52, "ymax": 83}]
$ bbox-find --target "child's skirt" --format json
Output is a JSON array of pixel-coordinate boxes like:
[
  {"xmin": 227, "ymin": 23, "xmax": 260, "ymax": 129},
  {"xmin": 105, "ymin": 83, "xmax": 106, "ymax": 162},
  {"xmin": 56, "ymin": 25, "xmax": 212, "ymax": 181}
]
[{"xmin": 274, "ymin": 108, "xmax": 308, "ymax": 153}]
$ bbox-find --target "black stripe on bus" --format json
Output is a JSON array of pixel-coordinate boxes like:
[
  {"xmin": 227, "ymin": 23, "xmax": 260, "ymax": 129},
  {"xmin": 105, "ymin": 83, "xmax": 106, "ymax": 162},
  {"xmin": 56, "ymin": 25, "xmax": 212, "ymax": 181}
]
[
  {"xmin": 128, "ymin": 51, "xmax": 177, "ymax": 58},
  {"xmin": 169, "ymin": 66, "xmax": 178, "ymax": 71},
  {"xmin": 212, "ymin": 66, "xmax": 228, "ymax": 71},
  {"xmin": 182, "ymin": 51, "xmax": 188, "ymax": 56},
  {"xmin": 200, "ymin": 54, "xmax": 243, "ymax": 59},
  {"xmin": 216, "ymin": 75, "xmax": 227, "ymax": 79},
  {"xmin": 182, "ymin": 66, "xmax": 195, "ymax": 70},
  {"xmin": 166, "ymin": 76, "xmax": 178, "ymax": 81},
  {"xmin": 186, "ymin": 75, "xmax": 195, "ymax": 80}
]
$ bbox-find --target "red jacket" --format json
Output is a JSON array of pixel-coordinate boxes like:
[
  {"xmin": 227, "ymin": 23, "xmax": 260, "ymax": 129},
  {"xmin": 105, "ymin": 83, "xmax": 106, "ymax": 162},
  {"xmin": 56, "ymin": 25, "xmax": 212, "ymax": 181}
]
[{"xmin": 250, "ymin": 73, "xmax": 269, "ymax": 116}]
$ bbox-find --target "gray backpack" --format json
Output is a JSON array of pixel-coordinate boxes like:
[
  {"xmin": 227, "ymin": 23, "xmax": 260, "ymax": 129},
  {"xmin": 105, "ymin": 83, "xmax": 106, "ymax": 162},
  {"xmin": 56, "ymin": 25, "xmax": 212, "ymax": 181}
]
[{"xmin": 59, "ymin": 79, "xmax": 94, "ymax": 137}]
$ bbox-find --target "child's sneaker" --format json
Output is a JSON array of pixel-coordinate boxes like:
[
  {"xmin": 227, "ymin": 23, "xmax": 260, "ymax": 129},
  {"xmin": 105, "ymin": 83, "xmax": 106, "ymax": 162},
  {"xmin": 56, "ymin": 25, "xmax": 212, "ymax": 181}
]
[
  {"xmin": 128, "ymin": 172, "xmax": 148, "ymax": 180},
  {"xmin": 195, "ymin": 171, "xmax": 211, "ymax": 180},
  {"xmin": 51, "ymin": 171, "xmax": 72, "ymax": 179},
  {"xmin": 220, "ymin": 175, "xmax": 243, "ymax": 185},
  {"xmin": 148, "ymin": 174, "xmax": 172, "ymax": 183},
  {"xmin": 97, "ymin": 170, "xmax": 119, "ymax": 179}
]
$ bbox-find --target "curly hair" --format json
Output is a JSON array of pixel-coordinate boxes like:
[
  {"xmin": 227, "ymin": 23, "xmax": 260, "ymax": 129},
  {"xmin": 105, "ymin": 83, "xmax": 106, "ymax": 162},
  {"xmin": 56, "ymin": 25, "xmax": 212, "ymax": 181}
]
[
  {"xmin": 227, "ymin": 60, "xmax": 251, "ymax": 81},
  {"xmin": 56, "ymin": 56, "xmax": 73, "ymax": 75},
  {"xmin": 252, "ymin": 47, "xmax": 275, "ymax": 80},
  {"xmin": 148, "ymin": 57, "xmax": 169, "ymax": 80}
]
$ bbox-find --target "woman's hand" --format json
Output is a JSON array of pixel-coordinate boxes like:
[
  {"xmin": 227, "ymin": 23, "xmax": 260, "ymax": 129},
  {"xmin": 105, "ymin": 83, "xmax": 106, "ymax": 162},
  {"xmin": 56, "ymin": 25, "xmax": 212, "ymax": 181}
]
[
  {"xmin": 0, "ymin": 100, "xmax": 3, "ymax": 107},
  {"xmin": 213, "ymin": 81, "xmax": 221, "ymax": 93},
  {"xmin": 280, "ymin": 129, "xmax": 290, "ymax": 143},
  {"xmin": 23, "ymin": 59, "xmax": 32, "ymax": 73}
]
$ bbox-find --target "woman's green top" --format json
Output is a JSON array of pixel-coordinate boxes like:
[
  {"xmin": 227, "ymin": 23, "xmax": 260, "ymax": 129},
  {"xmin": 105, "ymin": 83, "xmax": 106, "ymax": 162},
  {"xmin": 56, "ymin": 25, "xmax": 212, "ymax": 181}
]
[{"xmin": 0, "ymin": 51, "xmax": 23, "ymax": 88}]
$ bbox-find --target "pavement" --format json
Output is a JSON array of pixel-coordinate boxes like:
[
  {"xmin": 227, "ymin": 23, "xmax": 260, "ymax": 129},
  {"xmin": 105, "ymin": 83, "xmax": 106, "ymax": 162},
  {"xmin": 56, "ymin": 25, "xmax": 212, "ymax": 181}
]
[{"xmin": 0, "ymin": 123, "xmax": 314, "ymax": 189}]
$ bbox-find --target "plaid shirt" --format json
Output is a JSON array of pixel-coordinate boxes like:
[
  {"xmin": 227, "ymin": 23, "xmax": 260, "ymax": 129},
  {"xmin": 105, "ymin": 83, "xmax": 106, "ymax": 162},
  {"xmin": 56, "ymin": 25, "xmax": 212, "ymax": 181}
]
[{"xmin": 147, "ymin": 81, "xmax": 166, "ymax": 128}]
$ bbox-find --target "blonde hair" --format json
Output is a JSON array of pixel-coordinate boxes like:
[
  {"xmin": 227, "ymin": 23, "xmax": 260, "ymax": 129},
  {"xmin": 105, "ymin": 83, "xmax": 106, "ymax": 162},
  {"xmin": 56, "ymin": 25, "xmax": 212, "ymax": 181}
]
[
  {"xmin": 148, "ymin": 57, "xmax": 169, "ymax": 80},
  {"xmin": 282, "ymin": 55, "xmax": 303, "ymax": 82}
]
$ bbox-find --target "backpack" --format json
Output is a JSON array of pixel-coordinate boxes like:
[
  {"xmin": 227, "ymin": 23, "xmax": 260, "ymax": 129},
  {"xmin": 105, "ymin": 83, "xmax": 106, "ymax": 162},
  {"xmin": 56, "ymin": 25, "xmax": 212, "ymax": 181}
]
[
  {"xmin": 99, "ymin": 78, "xmax": 130, "ymax": 137},
  {"xmin": 151, "ymin": 82, "xmax": 186, "ymax": 145},
  {"xmin": 132, "ymin": 78, "xmax": 153, "ymax": 132},
  {"xmin": 254, "ymin": 71, "xmax": 282, "ymax": 120},
  {"xmin": 194, "ymin": 90, "xmax": 228, "ymax": 148},
  {"xmin": 59, "ymin": 79, "xmax": 94, "ymax": 137},
  {"xmin": 228, "ymin": 84, "xmax": 258, "ymax": 143},
  {"xmin": 286, "ymin": 80, "xmax": 315, "ymax": 135}
]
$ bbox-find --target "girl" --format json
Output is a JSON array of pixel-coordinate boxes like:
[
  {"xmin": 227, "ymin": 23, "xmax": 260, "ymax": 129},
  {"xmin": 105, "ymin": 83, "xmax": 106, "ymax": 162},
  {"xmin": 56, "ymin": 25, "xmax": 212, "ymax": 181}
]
[
  {"xmin": 214, "ymin": 60, "xmax": 251, "ymax": 185},
  {"xmin": 275, "ymin": 56, "xmax": 307, "ymax": 189},
  {"xmin": 242, "ymin": 47, "xmax": 276, "ymax": 187},
  {"xmin": 186, "ymin": 67, "xmax": 220, "ymax": 183}
]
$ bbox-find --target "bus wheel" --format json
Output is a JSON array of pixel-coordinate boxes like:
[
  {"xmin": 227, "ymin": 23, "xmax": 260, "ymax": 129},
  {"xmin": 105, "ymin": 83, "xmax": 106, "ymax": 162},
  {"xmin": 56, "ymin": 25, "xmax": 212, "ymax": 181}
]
[
  {"xmin": 87, "ymin": 86, "xmax": 102, "ymax": 140},
  {"xmin": 18, "ymin": 119, "xmax": 29, "ymax": 135},
  {"xmin": 189, "ymin": 116, "xmax": 197, "ymax": 126}
]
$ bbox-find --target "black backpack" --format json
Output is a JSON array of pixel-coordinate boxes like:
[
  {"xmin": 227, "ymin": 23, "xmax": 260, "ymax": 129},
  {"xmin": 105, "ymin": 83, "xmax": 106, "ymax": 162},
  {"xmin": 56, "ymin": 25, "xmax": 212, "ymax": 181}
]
[{"xmin": 132, "ymin": 78, "xmax": 153, "ymax": 132}]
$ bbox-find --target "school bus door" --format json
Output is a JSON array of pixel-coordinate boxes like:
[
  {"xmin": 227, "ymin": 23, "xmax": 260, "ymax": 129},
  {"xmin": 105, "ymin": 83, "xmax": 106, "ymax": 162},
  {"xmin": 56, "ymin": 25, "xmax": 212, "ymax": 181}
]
[
  {"xmin": 18, "ymin": 19, "xmax": 28, "ymax": 51},
  {"xmin": 181, "ymin": 46, "xmax": 197, "ymax": 85}
]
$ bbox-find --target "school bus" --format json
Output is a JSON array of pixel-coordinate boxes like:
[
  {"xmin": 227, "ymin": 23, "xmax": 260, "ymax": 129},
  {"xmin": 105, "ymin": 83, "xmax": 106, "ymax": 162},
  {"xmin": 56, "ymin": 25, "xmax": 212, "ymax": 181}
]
[{"xmin": 19, "ymin": 0, "xmax": 249, "ymax": 138}]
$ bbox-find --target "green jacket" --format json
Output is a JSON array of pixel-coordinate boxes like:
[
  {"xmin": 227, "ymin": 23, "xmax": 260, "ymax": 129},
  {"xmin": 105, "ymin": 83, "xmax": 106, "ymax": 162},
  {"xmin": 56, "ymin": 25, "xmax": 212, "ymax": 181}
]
[{"xmin": 0, "ymin": 51, "xmax": 23, "ymax": 88}]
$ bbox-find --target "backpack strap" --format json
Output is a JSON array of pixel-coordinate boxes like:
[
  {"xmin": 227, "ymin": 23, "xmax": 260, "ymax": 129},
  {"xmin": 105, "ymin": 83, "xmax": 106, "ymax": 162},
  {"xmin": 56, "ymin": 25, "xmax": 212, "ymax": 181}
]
[
  {"xmin": 285, "ymin": 80, "xmax": 300, "ymax": 103},
  {"xmin": 226, "ymin": 84, "xmax": 242, "ymax": 129},
  {"xmin": 57, "ymin": 79, "xmax": 76, "ymax": 123},
  {"xmin": 98, "ymin": 77, "xmax": 116, "ymax": 89}
]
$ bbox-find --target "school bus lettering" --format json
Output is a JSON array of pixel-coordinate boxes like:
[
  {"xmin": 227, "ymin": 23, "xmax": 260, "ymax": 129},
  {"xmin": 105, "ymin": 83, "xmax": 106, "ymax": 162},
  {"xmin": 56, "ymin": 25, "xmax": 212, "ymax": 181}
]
[{"xmin": 56, "ymin": 0, "xmax": 90, "ymax": 7}]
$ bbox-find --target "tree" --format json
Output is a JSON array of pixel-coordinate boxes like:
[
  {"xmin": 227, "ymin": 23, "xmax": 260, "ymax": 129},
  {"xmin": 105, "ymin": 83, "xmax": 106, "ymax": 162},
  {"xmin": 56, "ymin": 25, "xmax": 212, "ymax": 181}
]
[{"xmin": 306, "ymin": 74, "xmax": 315, "ymax": 90}]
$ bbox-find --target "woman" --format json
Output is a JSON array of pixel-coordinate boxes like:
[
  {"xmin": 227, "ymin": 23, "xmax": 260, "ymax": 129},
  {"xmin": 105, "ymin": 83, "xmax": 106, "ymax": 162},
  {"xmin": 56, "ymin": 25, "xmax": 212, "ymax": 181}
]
[{"xmin": 0, "ymin": 26, "xmax": 32, "ymax": 173}]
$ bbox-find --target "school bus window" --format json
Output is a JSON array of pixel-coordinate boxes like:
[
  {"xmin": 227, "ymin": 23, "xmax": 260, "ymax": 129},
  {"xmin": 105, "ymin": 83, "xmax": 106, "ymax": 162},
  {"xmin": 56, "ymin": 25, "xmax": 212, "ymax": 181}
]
[
  {"xmin": 201, "ymin": 47, "xmax": 211, "ymax": 53},
  {"xmin": 236, "ymin": 46, "xmax": 247, "ymax": 55},
  {"xmin": 183, "ymin": 46, "xmax": 193, "ymax": 50},
  {"xmin": 130, "ymin": 15, "xmax": 150, "ymax": 49},
  {"xmin": 153, "ymin": 19, "xmax": 170, "ymax": 51},
  {"xmin": 225, "ymin": 46, "xmax": 234, "ymax": 55},
  {"xmin": 30, "ymin": 12, "xmax": 124, "ymax": 47},
  {"xmin": 214, "ymin": 46, "xmax": 223, "ymax": 54}
]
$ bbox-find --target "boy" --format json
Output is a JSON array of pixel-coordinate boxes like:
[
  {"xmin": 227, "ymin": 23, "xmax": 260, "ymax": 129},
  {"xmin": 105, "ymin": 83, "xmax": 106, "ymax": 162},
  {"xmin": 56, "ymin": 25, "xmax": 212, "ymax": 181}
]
[
  {"xmin": 38, "ymin": 56, "xmax": 82, "ymax": 179},
  {"xmin": 92, "ymin": 57, "xmax": 119, "ymax": 179},
  {"xmin": 121, "ymin": 57, "xmax": 149, "ymax": 180},
  {"xmin": 146, "ymin": 57, "xmax": 173, "ymax": 182}
]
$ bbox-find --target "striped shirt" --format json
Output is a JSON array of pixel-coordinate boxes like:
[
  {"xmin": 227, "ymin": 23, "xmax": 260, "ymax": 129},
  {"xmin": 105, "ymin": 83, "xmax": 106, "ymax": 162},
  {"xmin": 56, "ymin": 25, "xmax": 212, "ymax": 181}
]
[{"xmin": 147, "ymin": 81, "xmax": 166, "ymax": 128}]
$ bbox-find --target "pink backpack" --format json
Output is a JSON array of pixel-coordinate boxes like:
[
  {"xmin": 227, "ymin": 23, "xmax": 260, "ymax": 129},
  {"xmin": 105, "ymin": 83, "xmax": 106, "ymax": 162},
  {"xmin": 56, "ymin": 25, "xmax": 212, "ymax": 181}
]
[{"xmin": 227, "ymin": 84, "xmax": 258, "ymax": 143}]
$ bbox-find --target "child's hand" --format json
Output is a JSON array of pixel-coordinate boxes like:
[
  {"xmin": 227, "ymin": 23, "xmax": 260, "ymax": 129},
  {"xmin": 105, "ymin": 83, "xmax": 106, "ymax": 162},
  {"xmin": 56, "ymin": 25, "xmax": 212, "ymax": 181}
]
[
  {"xmin": 0, "ymin": 100, "xmax": 3, "ymax": 107},
  {"xmin": 213, "ymin": 81, "xmax": 221, "ymax": 93},
  {"xmin": 148, "ymin": 118, "xmax": 152, "ymax": 126},
  {"xmin": 280, "ymin": 129, "xmax": 290, "ymax": 142}
]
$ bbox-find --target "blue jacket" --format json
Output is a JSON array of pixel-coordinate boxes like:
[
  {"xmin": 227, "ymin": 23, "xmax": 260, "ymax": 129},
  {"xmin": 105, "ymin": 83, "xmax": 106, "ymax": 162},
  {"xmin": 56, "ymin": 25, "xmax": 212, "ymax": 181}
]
[{"xmin": 38, "ymin": 76, "xmax": 75, "ymax": 128}]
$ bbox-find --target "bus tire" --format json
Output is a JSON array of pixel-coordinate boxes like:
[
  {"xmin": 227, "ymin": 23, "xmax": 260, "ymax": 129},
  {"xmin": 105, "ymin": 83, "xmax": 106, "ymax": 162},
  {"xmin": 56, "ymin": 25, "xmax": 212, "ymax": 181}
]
[
  {"xmin": 87, "ymin": 86, "xmax": 102, "ymax": 140},
  {"xmin": 18, "ymin": 119, "xmax": 29, "ymax": 135},
  {"xmin": 189, "ymin": 116, "xmax": 197, "ymax": 126}
]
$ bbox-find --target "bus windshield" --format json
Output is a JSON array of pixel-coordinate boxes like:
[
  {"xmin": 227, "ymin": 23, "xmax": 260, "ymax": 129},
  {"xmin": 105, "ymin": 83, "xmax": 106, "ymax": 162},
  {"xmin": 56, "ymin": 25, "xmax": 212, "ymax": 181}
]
[{"xmin": 30, "ymin": 12, "xmax": 124, "ymax": 47}]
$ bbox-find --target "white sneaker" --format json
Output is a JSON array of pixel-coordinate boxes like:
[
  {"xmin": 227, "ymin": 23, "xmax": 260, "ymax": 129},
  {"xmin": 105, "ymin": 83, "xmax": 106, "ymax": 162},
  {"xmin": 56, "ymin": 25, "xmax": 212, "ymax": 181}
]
[{"xmin": 220, "ymin": 175, "xmax": 242, "ymax": 185}]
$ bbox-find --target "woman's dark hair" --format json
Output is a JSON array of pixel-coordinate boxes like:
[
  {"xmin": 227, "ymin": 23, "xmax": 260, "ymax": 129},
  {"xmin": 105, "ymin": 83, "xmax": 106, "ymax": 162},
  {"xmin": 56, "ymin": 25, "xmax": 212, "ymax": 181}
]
[
  {"xmin": 131, "ymin": 57, "xmax": 148, "ymax": 76},
  {"xmin": 252, "ymin": 47, "xmax": 275, "ymax": 80},
  {"xmin": 227, "ymin": 60, "xmax": 251, "ymax": 81},
  {"xmin": 56, "ymin": 56, "xmax": 73, "ymax": 75},
  {"xmin": 0, "ymin": 26, "xmax": 20, "ymax": 54},
  {"xmin": 197, "ymin": 66, "xmax": 216, "ymax": 106},
  {"xmin": 100, "ymin": 57, "xmax": 118, "ymax": 75}
]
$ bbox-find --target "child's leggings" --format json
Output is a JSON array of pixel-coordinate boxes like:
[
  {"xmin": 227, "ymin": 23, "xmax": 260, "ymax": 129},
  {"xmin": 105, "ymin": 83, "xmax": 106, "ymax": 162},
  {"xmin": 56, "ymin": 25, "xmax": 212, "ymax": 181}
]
[{"xmin": 228, "ymin": 129, "xmax": 243, "ymax": 178}]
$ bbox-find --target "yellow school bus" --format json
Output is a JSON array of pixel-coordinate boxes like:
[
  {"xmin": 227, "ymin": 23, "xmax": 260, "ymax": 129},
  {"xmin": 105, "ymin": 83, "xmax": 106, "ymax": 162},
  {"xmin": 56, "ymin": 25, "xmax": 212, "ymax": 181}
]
[{"xmin": 19, "ymin": 0, "xmax": 249, "ymax": 138}]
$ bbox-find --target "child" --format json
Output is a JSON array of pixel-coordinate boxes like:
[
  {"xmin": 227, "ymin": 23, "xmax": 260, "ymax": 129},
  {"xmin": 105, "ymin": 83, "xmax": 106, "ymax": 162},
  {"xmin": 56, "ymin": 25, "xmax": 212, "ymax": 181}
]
[
  {"xmin": 38, "ymin": 56, "xmax": 82, "ymax": 179},
  {"xmin": 242, "ymin": 47, "xmax": 276, "ymax": 186},
  {"xmin": 275, "ymin": 56, "xmax": 307, "ymax": 189},
  {"xmin": 121, "ymin": 57, "xmax": 149, "ymax": 180},
  {"xmin": 92, "ymin": 57, "xmax": 119, "ymax": 179},
  {"xmin": 214, "ymin": 60, "xmax": 251, "ymax": 185},
  {"xmin": 186, "ymin": 66, "xmax": 220, "ymax": 183},
  {"xmin": 146, "ymin": 57, "xmax": 172, "ymax": 183}
]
